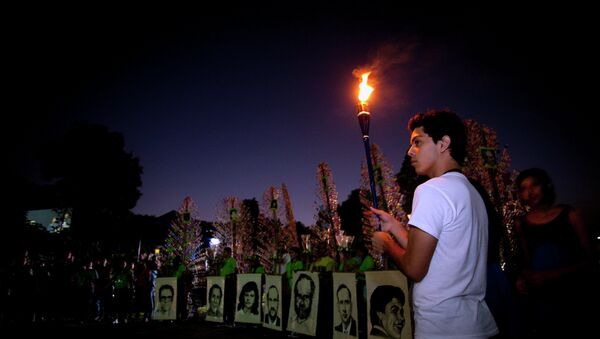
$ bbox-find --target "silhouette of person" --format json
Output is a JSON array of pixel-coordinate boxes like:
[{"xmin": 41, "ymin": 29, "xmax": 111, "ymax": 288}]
[
  {"xmin": 285, "ymin": 247, "xmax": 304, "ymax": 289},
  {"xmin": 514, "ymin": 167, "xmax": 598, "ymax": 337},
  {"xmin": 219, "ymin": 247, "xmax": 236, "ymax": 276}
]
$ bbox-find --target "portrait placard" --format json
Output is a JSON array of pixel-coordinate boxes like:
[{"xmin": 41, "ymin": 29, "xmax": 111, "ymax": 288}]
[
  {"xmin": 480, "ymin": 146, "xmax": 497, "ymax": 169},
  {"xmin": 263, "ymin": 275, "xmax": 284, "ymax": 331},
  {"xmin": 235, "ymin": 273, "xmax": 262, "ymax": 324},
  {"xmin": 287, "ymin": 271, "xmax": 319, "ymax": 336},
  {"xmin": 365, "ymin": 271, "xmax": 412, "ymax": 339},
  {"xmin": 332, "ymin": 273, "xmax": 359, "ymax": 339},
  {"xmin": 152, "ymin": 276, "xmax": 177, "ymax": 320},
  {"xmin": 206, "ymin": 276, "xmax": 225, "ymax": 322}
]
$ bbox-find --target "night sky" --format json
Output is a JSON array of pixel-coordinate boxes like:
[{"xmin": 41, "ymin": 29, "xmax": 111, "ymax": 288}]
[{"xmin": 9, "ymin": 5, "xmax": 597, "ymax": 226}]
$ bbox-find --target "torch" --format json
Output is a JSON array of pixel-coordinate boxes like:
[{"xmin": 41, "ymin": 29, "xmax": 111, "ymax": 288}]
[{"xmin": 356, "ymin": 72, "xmax": 379, "ymax": 209}]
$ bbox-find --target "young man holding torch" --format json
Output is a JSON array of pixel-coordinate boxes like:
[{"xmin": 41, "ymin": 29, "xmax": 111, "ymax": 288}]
[{"xmin": 370, "ymin": 109, "xmax": 498, "ymax": 338}]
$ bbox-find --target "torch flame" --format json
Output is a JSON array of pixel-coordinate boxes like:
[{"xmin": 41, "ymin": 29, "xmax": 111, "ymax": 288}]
[{"xmin": 358, "ymin": 72, "xmax": 374, "ymax": 103}]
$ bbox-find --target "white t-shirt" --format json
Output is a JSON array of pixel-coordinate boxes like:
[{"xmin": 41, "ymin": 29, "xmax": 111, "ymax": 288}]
[{"xmin": 408, "ymin": 172, "xmax": 498, "ymax": 339}]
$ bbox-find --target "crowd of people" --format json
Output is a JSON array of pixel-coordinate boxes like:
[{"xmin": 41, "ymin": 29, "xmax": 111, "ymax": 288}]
[{"xmin": 0, "ymin": 250, "xmax": 167, "ymax": 325}]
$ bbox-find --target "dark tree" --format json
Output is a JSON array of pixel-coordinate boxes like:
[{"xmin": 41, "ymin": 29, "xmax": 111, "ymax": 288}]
[
  {"xmin": 38, "ymin": 122, "xmax": 142, "ymax": 251},
  {"xmin": 242, "ymin": 198, "xmax": 260, "ymax": 251},
  {"xmin": 338, "ymin": 189, "xmax": 363, "ymax": 239},
  {"xmin": 395, "ymin": 154, "xmax": 427, "ymax": 213},
  {"xmin": 242, "ymin": 198, "xmax": 260, "ymax": 226}
]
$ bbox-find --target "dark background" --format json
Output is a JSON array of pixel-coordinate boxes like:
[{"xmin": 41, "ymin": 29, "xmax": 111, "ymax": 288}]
[{"xmin": 7, "ymin": 4, "xmax": 597, "ymax": 226}]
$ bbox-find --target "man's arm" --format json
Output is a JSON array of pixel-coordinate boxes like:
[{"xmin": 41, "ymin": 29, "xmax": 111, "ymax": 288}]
[
  {"xmin": 369, "ymin": 207, "xmax": 408, "ymax": 247},
  {"xmin": 372, "ymin": 226, "xmax": 437, "ymax": 282}
]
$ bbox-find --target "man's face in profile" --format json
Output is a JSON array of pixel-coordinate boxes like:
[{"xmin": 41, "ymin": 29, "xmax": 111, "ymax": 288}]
[
  {"xmin": 210, "ymin": 287, "xmax": 222, "ymax": 312},
  {"xmin": 159, "ymin": 286, "xmax": 173, "ymax": 313},
  {"xmin": 337, "ymin": 287, "xmax": 352, "ymax": 324},
  {"xmin": 378, "ymin": 297, "xmax": 405, "ymax": 339},
  {"xmin": 267, "ymin": 286, "xmax": 279, "ymax": 317},
  {"xmin": 295, "ymin": 278, "xmax": 313, "ymax": 320}
]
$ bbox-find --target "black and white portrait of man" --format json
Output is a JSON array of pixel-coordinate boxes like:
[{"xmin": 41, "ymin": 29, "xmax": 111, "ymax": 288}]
[
  {"xmin": 152, "ymin": 277, "xmax": 177, "ymax": 320},
  {"xmin": 263, "ymin": 275, "xmax": 283, "ymax": 331},
  {"xmin": 333, "ymin": 272, "xmax": 359, "ymax": 338},
  {"xmin": 287, "ymin": 272, "xmax": 319, "ymax": 336},
  {"xmin": 206, "ymin": 276, "xmax": 225, "ymax": 323}
]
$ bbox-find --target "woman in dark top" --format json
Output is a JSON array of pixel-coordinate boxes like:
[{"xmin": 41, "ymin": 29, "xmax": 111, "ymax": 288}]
[{"xmin": 514, "ymin": 168, "xmax": 597, "ymax": 337}]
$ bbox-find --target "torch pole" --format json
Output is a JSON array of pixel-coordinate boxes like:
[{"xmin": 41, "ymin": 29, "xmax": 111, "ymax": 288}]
[
  {"xmin": 362, "ymin": 134, "xmax": 378, "ymax": 209},
  {"xmin": 357, "ymin": 104, "xmax": 379, "ymax": 210},
  {"xmin": 356, "ymin": 73, "xmax": 385, "ymax": 268}
]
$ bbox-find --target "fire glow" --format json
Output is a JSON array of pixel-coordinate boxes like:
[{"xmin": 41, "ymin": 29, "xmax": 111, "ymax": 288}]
[{"xmin": 358, "ymin": 72, "xmax": 374, "ymax": 103}]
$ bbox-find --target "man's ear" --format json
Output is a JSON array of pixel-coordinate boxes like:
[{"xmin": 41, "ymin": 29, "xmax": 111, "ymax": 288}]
[{"xmin": 439, "ymin": 135, "xmax": 451, "ymax": 153}]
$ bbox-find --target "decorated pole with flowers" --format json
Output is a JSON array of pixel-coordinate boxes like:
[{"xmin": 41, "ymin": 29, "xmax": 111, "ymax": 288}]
[
  {"xmin": 281, "ymin": 183, "xmax": 300, "ymax": 248},
  {"xmin": 315, "ymin": 162, "xmax": 342, "ymax": 257},
  {"xmin": 163, "ymin": 196, "xmax": 204, "ymax": 269}
]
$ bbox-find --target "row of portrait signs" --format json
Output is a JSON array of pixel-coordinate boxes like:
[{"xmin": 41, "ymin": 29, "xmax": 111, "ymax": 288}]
[{"xmin": 153, "ymin": 271, "xmax": 412, "ymax": 338}]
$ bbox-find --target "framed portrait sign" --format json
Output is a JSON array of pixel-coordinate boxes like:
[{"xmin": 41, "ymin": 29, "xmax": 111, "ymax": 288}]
[
  {"xmin": 287, "ymin": 271, "xmax": 319, "ymax": 336},
  {"xmin": 206, "ymin": 276, "xmax": 225, "ymax": 323},
  {"xmin": 480, "ymin": 146, "xmax": 497, "ymax": 169},
  {"xmin": 235, "ymin": 273, "xmax": 262, "ymax": 324},
  {"xmin": 332, "ymin": 272, "xmax": 359, "ymax": 339},
  {"xmin": 153, "ymin": 276, "xmax": 177, "ymax": 321},
  {"xmin": 263, "ymin": 275, "xmax": 283, "ymax": 331},
  {"xmin": 365, "ymin": 271, "xmax": 412, "ymax": 339}
]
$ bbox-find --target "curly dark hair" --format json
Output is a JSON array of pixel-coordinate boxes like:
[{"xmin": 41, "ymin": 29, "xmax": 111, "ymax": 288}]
[{"xmin": 408, "ymin": 109, "xmax": 467, "ymax": 165}]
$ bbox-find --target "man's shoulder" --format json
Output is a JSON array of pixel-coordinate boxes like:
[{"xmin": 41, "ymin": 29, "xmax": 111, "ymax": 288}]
[{"xmin": 370, "ymin": 326, "xmax": 387, "ymax": 336}]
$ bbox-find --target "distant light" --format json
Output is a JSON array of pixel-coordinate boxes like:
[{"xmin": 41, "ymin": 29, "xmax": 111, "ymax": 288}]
[
  {"xmin": 154, "ymin": 248, "xmax": 160, "ymax": 255},
  {"xmin": 210, "ymin": 238, "xmax": 221, "ymax": 246}
]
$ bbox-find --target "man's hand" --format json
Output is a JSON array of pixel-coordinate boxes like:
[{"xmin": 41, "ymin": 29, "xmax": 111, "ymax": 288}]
[
  {"xmin": 371, "ymin": 231, "xmax": 393, "ymax": 254},
  {"xmin": 368, "ymin": 207, "xmax": 408, "ymax": 248}
]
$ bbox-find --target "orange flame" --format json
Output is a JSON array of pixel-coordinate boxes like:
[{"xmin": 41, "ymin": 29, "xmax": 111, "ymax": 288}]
[{"xmin": 358, "ymin": 72, "xmax": 374, "ymax": 103}]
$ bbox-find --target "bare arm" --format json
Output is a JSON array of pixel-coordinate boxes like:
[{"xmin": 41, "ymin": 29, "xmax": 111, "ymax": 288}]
[{"xmin": 370, "ymin": 208, "xmax": 437, "ymax": 282}]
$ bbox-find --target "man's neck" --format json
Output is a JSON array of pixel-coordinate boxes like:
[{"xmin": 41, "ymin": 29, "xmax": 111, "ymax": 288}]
[{"xmin": 433, "ymin": 160, "xmax": 462, "ymax": 177}]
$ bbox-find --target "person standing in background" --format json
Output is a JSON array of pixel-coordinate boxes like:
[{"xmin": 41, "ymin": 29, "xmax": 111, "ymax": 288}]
[
  {"xmin": 219, "ymin": 247, "xmax": 237, "ymax": 277},
  {"xmin": 514, "ymin": 167, "xmax": 598, "ymax": 337}
]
